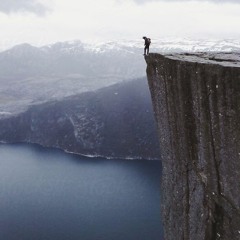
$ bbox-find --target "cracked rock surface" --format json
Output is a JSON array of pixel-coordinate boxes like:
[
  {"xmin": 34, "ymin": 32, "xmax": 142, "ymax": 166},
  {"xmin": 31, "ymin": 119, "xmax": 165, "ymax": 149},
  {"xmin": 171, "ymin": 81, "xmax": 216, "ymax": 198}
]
[{"xmin": 145, "ymin": 53, "xmax": 240, "ymax": 240}]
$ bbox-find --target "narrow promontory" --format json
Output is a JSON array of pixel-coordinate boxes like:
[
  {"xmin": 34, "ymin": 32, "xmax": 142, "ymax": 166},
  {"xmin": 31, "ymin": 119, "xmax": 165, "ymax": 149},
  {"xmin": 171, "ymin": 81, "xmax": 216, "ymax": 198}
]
[{"xmin": 145, "ymin": 53, "xmax": 240, "ymax": 240}]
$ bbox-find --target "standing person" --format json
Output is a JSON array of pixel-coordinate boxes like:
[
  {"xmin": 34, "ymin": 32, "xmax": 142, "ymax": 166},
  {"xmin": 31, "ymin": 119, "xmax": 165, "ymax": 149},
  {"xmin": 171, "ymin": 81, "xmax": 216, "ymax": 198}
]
[{"xmin": 143, "ymin": 36, "xmax": 151, "ymax": 55}]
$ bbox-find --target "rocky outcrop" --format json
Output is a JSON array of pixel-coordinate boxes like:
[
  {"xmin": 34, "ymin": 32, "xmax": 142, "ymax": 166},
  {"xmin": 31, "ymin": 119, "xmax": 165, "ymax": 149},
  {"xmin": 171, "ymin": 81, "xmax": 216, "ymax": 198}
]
[
  {"xmin": 145, "ymin": 53, "xmax": 240, "ymax": 239},
  {"xmin": 0, "ymin": 78, "xmax": 160, "ymax": 160}
]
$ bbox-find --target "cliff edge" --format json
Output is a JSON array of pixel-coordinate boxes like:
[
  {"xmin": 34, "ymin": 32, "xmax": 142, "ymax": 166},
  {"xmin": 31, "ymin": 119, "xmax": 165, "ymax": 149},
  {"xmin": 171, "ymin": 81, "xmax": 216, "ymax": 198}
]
[{"xmin": 145, "ymin": 53, "xmax": 240, "ymax": 239}]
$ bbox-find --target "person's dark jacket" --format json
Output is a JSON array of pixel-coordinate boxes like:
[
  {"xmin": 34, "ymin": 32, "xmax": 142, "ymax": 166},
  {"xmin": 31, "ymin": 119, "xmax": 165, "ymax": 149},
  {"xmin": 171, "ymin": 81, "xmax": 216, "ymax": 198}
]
[{"xmin": 145, "ymin": 38, "xmax": 150, "ymax": 46}]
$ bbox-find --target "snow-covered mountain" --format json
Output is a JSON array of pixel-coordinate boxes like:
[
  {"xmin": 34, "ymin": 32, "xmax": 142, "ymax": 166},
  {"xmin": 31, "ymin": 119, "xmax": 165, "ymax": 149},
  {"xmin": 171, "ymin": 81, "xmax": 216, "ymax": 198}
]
[
  {"xmin": 1, "ymin": 38, "xmax": 239, "ymax": 80},
  {"xmin": 151, "ymin": 38, "xmax": 240, "ymax": 52},
  {"xmin": 76, "ymin": 38, "xmax": 240, "ymax": 53},
  {"xmin": 0, "ymin": 38, "xmax": 239, "ymax": 114},
  {"xmin": 40, "ymin": 38, "xmax": 240, "ymax": 53},
  {"xmin": 0, "ymin": 40, "xmax": 145, "ymax": 114},
  {"xmin": 0, "ymin": 40, "xmax": 145, "ymax": 79}
]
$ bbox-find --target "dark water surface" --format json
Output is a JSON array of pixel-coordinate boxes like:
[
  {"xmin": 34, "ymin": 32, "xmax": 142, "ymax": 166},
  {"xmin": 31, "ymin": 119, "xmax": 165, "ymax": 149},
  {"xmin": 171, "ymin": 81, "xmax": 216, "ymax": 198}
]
[{"xmin": 0, "ymin": 144, "xmax": 163, "ymax": 240}]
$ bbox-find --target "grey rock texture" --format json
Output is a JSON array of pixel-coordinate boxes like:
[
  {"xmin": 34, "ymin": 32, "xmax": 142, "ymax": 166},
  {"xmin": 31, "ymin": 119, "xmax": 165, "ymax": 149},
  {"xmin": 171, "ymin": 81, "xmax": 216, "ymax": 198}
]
[
  {"xmin": 145, "ymin": 53, "xmax": 240, "ymax": 239},
  {"xmin": 0, "ymin": 78, "xmax": 160, "ymax": 160}
]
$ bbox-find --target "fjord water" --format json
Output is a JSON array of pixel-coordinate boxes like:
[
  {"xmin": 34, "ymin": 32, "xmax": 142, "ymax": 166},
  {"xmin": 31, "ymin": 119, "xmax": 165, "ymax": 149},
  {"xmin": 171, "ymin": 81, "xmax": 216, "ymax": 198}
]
[{"xmin": 0, "ymin": 144, "xmax": 163, "ymax": 240}]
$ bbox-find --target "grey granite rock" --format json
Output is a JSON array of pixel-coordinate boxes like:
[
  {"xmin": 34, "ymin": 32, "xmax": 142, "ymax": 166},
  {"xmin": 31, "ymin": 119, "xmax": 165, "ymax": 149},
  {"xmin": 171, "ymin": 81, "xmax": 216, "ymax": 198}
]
[{"xmin": 145, "ymin": 53, "xmax": 240, "ymax": 240}]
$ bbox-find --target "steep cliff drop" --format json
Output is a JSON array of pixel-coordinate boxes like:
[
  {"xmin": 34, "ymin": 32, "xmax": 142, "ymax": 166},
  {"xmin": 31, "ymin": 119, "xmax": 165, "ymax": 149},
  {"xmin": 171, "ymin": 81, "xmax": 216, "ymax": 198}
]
[{"xmin": 145, "ymin": 53, "xmax": 240, "ymax": 240}]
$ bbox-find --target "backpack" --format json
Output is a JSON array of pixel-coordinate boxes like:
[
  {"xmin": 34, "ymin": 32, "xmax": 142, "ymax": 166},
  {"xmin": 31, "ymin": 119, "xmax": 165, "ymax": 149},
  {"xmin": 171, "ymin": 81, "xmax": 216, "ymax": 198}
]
[{"xmin": 147, "ymin": 38, "xmax": 151, "ymax": 45}]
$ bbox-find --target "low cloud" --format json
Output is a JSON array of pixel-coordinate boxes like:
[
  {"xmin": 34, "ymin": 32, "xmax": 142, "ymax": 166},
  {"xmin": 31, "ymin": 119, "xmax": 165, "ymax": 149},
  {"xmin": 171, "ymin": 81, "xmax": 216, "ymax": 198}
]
[
  {"xmin": 133, "ymin": 0, "xmax": 240, "ymax": 4},
  {"xmin": 0, "ymin": 0, "xmax": 49, "ymax": 16}
]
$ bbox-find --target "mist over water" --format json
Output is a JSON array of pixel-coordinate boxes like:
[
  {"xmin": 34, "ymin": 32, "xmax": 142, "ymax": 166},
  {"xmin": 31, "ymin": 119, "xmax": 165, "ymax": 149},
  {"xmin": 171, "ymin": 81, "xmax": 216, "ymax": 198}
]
[{"xmin": 0, "ymin": 144, "xmax": 163, "ymax": 240}]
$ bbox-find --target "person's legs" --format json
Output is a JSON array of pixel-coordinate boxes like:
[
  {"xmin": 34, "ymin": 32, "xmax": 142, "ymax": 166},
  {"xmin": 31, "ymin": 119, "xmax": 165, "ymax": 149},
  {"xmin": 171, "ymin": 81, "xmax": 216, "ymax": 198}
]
[{"xmin": 144, "ymin": 46, "xmax": 147, "ymax": 55}]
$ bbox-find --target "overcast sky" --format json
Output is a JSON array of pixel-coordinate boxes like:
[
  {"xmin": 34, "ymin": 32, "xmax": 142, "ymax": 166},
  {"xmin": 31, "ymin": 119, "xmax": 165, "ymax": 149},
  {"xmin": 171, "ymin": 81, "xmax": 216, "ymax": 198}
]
[{"xmin": 0, "ymin": 0, "xmax": 240, "ymax": 49}]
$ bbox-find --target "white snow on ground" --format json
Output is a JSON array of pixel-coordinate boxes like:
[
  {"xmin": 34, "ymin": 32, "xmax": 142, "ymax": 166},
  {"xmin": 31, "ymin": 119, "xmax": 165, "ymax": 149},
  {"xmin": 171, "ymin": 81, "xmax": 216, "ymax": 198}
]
[{"xmin": 81, "ymin": 38, "xmax": 240, "ymax": 53}]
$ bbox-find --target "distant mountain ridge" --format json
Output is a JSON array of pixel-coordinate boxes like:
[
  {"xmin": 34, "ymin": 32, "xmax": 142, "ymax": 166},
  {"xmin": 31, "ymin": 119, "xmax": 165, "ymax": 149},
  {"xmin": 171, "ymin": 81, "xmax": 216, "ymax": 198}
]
[
  {"xmin": 0, "ymin": 78, "xmax": 160, "ymax": 160},
  {"xmin": 0, "ymin": 40, "xmax": 145, "ymax": 114},
  {"xmin": 0, "ymin": 40, "xmax": 145, "ymax": 79},
  {"xmin": 1, "ymin": 38, "xmax": 239, "ymax": 80},
  {"xmin": 2, "ymin": 38, "xmax": 240, "ymax": 54}
]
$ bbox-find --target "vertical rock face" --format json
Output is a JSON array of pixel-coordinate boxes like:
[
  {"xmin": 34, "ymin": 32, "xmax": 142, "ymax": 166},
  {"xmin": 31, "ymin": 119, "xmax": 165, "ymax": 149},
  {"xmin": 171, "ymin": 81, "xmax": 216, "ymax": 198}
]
[{"xmin": 145, "ymin": 53, "xmax": 240, "ymax": 240}]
